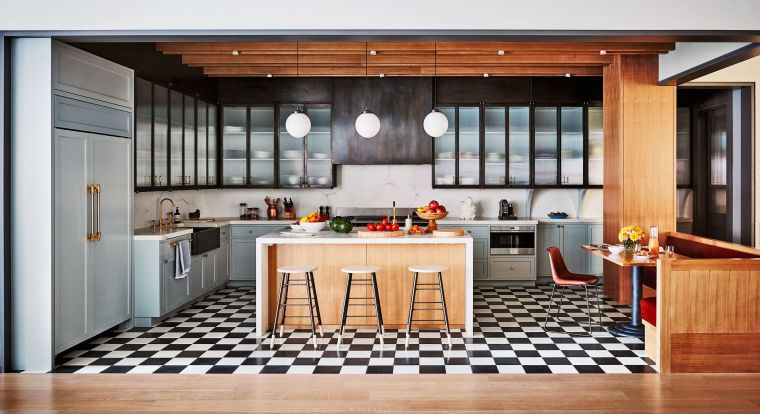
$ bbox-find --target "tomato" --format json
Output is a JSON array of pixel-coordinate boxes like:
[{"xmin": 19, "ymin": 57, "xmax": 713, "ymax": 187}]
[
  {"xmin": 428, "ymin": 200, "xmax": 439, "ymax": 209},
  {"xmin": 367, "ymin": 223, "xmax": 376, "ymax": 231},
  {"xmin": 380, "ymin": 217, "xmax": 389, "ymax": 226},
  {"xmin": 375, "ymin": 223, "xmax": 385, "ymax": 231},
  {"xmin": 438, "ymin": 205, "xmax": 446, "ymax": 212},
  {"xmin": 391, "ymin": 223, "xmax": 400, "ymax": 231}
]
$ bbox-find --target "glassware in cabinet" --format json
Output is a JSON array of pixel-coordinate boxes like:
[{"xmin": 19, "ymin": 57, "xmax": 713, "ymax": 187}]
[
  {"xmin": 676, "ymin": 107, "xmax": 690, "ymax": 186},
  {"xmin": 249, "ymin": 107, "xmax": 275, "ymax": 187},
  {"xmin": 587, "ymin": 106, "xmax": 603, "ymax": 186},
  {"xmin": 207, "ymin": 104, "xmax": 217, "ymax": 186},
  {"xmin": 221, "ymin": 106, "xmax": 247, "ymax": 186},
  {"xmin": 169, "ymin": 90, "xmax": 184, "ymax": 187},
  {"xmin": 305, "ymin": 105, "xmax": 332, "ymax": 188},
  {"xmin": 134, "ymin": 78, "xmax": 152, "ymax": 188},
  {"xmin": 278, "ymin": 105, "xmax": 305, "ymax": 188},
  {"xmin": 183, "ymin": 96, "xmax": 196, "ymax": 186},
  {"xmin": 484, "ymin": 107, "xmax": 506, "ymax": 186},
  {"xmin": 534, "ymin": 106, "xmax": 558, "ymax": 185},
  {"xmin": 152, "ymin": 84, "xmax": 168, "ymax": 187},
  {"xmin": 197, "ymin": 101, "xmax": 208, "ymax": 186},
  {"xmin": 508, "ymin": 106, "xmax": 530, "ymax": 186},
  {"xmin": 433, "ymin": 107, "xmax": 456, "ymax": 186},
  {"xmin": 560, "ymin": 106, "xmax": 584, "ymax": 185},
  {"xmin": 458, "ymin": 106, "xmax": 480, "ymax": 186}
]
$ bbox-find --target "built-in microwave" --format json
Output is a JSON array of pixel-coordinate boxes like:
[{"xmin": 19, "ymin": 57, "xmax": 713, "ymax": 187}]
[{"xmin": 490, "ymin": 225, "xmax": 536, "ymax": 255}]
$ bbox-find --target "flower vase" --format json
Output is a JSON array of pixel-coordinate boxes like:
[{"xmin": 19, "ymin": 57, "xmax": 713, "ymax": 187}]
[{"xmin": 623, "ymin": 239, "xmax": 635, "ymax": 253}]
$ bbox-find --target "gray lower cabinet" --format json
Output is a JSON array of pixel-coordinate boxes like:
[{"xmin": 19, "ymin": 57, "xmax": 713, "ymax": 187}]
[
  {"xmin": 439, "ymin": 225, "xmax": 491, "ymax": 280},
  {"xmin": 587, "ymin": 224, "xmax": 603, "ymax": 276},
  {"xmin": 537, "ymin": 222, "xmax": 602, "ymax": 279},
  {"xmin": 135, "ymin": 228, "xmax": 230, "ymax": 327},
  {"xmin": 489, "ymin": 257, "xmax": 536, "ymax": 281},
  {"xmin": 230, "ymin": 225, "xmax": 277, "ymax": 282},
  {"xmin": 54, "ymin": 128, "xmax": 131, "ymax": 354}
]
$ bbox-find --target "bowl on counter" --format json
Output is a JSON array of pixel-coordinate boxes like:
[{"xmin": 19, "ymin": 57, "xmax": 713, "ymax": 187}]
[
  {"xmin": 290, "ymin": 222, "xmax": 302, "ymax": 231},
  {"xmin": 299, "ymin": 221, "xmax": 326, "ymax": 233},
  {"xmin": 547, "ymin": 212, "xmax": 569, "ymax": 219},
  {"xmin": 607, "ymin": 245, "xmax": 625, "ymax": 255}
]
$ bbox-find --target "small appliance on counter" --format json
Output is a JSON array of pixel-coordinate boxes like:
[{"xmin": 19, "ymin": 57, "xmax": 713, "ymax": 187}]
[
  {"xmin": 498, "ymin": 199, "xmax": 517, "ymax": 220},
  {"xmin": 264, "ymin": 196, "xmax": 281, "ymax": 220},
  {"xmin": 460, "ymin": 197, "xmax": 476, "ymax": 220},
  {"xmin": 283, "ymin": 198, "xmax": 296, "ymax": 220},
  {"xmin": 188, "ymin": 209, "xmax": 201, "ymax": 220}
]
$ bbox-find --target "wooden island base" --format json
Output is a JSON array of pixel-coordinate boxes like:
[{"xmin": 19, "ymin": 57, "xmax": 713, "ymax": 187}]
[{"xmin": 266, "ymin": 244, "xmax": 466, "ymax": 330}]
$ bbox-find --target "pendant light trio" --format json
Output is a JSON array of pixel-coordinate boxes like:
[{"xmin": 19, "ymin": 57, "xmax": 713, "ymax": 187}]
[{"xmin": 285, "ymin": 42, "xmax": 447, "ymax": 140}]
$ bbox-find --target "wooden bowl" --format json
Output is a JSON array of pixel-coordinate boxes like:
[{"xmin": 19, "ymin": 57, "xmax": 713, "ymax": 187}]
[{"xmin": 415, "ymin": 211, "xmax": 449, "ymax": 220}]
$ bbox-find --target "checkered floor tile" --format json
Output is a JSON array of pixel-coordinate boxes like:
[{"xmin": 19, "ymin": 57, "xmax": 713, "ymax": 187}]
[{"xmin": 52, "ymin": 285, "xmax": 656, "ymax": 374}]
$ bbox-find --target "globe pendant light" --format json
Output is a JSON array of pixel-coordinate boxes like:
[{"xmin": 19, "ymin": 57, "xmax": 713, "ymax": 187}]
[
  {"xmin": 355, "ymin": 43, "xmax": 380, "ymax": 139},
  {"xmin": 423, "ymin": 42, "xmax": 448, "ymax": 138},
  {"xmin": 286, "ymin": 42, "xmax": 311, "ymax": 138}
]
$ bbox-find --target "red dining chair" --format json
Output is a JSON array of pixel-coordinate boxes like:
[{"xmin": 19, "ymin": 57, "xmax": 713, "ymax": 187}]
[{"xmin": 543, "ymin": 246, "xmax": 602, "ymax": 335}]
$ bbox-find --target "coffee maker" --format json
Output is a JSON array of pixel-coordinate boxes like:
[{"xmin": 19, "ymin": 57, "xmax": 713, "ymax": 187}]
[{"xmin": 498, "ymin": 199, "xmax": 516, "ymax": 220}]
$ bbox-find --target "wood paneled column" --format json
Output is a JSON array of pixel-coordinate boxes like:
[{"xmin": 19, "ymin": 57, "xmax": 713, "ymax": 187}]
[{"xmin": 603, "ymin": 54, "xmax": 676, "ymax": 303}]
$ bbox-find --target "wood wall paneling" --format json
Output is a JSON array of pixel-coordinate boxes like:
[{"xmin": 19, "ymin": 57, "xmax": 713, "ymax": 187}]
[{"xmin": 602, "ymin": 54, "xmax": 676, "ymax": 303}]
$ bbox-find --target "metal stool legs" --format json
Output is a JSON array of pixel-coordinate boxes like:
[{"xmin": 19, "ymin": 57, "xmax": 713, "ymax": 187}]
[
  {"xmin": 542, "ymin": 283, "xmax": 602, "ymax": 335},
  {"xmin": 337, "ymin": 272, "xmax": 385, "ymax": 349},
  {"xmin": 270, "ymin": 271, "xmax": 323, "ymax": 349},
  {"xmin": 405, "ymin": 272, "xmax": 452, "ymax": 349}
]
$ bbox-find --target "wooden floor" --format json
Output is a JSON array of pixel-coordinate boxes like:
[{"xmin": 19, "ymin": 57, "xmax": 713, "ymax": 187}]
[{"xmin": 2, "ymin": 374, "xmax": 760, "ymax": 413}]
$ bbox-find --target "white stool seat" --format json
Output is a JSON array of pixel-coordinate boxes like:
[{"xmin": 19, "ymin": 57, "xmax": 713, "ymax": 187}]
[
  {"xmin": 277, "ymin": 265, "xmax": 317, "ymax": 273},
  {"xmin": 408, "ymin": 264, "xmax": 448, "ymax": 273},
  {"xmin": 341, "ymin": 265, "xmax": 381, "ymax": 274}
]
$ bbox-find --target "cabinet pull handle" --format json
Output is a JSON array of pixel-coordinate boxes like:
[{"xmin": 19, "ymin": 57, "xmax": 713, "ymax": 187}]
[
  {"xmin": 249, "ymin": 230, "xmax": 253, "ymax": 234},
  {"xmin": 94, "ymin": 184, "xmax": 102, "ymax": 241},
  {"xmin": 163, "ymin": 259, "xmax": 169, "ymax": 264},
  {"xmin": 509, "ymin": 266, "xmax": 515, "ymax": 270}
]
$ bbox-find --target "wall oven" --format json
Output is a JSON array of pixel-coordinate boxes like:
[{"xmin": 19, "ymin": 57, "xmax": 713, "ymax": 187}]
[{"xmin": 490, "ymin": 225, "xmax": 535, "ymax": 255}]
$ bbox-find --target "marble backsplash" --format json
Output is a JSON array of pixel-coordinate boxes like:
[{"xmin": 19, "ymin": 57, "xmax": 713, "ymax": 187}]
[{"xmin": 134, "ymin": 164, "xmax": 603, "ymax": 228}]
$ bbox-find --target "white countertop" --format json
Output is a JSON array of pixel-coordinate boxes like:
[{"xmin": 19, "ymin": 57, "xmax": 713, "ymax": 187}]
[
  {"xmin": 257, "ymin": 229, "xmax": 473, "ymax": 245},
  {"xmin": 133, "ymin": 227, "xmax": 193, "ymax": 241},
  {"xmin": 174, "ymin": 217, "xmax": 294, "ymax": 228}
]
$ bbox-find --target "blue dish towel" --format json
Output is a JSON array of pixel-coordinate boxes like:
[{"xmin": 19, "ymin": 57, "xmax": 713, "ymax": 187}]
[{"xmin": 175, "ymin": 239, "xmax": 191, "ymax": 279}]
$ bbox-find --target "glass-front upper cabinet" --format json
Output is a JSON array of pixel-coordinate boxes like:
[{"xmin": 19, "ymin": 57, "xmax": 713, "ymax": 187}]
[
  {"xmin": 135, "ymin": 78, "xmax": 152, "ymax": 189},
  {"xmin": 508, "ymin": 106, "xmax": 530, "ymax": 186},
  {"xmin": 170, "ymin": 90, "xmax": 184, "ymax": 187},
  {"xmin": 560, "ymin": 106, "xmax": 584, "ymax": 186},
  {"xmin": 249, "ymin": 106, "xmax": 276, "ymax": 187},
  {"xmin": 484, "ymin": 107, "xmax": 506, "ymax": 186},
  {"xmin": 676, "ymin": 107, "xmax": 691, "ymax": 187},
  {"xmin": 587, "ymin": 106, "xmax": 603, "ymax": 186},
  {"xmin": 305, "ymin": 105, "xmax": 333, "ymax": 188},
  {"xmin": 197, "ymin": 101, "xmax": 208, "ymax": 187},
  {"xmin": 534, "ymin": 106, "xmax": 558, "ymax": 186},
  {"xmin": 278, "ymin": 105, "xmax": 306, "ymax": 188},
  {"xmin": 183, "ymin": 96, "xmax": 196, "ymax": 187},
  {"xmin": 207, "ymin": 104, "xmax": 217, "ymax": 186},
  {"xmin": 153, "ymin": 84, "xmax": 169, "ymax": 188},
  {"xmin": 433, "ymin": 107, "xmax": 456, "ymax": 187},
  {"xmin": 458, "ymin": 106, "xmax": 481, "ymax": 186},
  {"xmin": 221, "ymin": 106, "xmax": 248, "ymax": 186}
]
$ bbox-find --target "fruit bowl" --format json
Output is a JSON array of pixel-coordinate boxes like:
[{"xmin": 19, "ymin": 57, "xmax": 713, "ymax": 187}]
[
  {"xmin": 299, "ymin": 221, "xmax": 326, "ymax": 233},
  {"xmin": 415, "ymin": 211, "xmax": 448, "ymax": 231}
]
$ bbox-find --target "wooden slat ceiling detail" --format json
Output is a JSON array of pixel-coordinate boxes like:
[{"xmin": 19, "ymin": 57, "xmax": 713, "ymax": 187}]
[{"xmin": 156, "ymin": 41, "xmax": 674, "ymax": 77}]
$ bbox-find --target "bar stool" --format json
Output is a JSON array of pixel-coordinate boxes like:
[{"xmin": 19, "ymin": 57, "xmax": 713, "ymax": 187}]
[
  {"xmin": 337, "ymin": 265, "xmax": 384, "ymax": 349},
  {"xmin": 270, "ymin": 265, "xmax": 323, "ymax": 349},
  {"xmin": 405, "ymin": 264, "xmax": 452, "ymax": 349}
]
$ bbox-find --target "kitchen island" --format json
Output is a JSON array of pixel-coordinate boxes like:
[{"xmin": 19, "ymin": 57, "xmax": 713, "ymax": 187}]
[{"xmin": 255, "ymin": 230, "xmax": 474, "ymax": 337}]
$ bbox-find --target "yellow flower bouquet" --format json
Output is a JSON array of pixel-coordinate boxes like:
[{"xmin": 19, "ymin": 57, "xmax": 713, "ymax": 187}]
[{"xmin": 618, "ymin": 225, "xmax": 643, "ymax": 252}]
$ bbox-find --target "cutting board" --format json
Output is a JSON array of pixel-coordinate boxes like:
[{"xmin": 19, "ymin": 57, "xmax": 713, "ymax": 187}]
[
  {"xmin": 357, "ymin": 230, "xmax": 405, "ymax": 238},
  {"xmin": 432, "ymin": 228, "xmax": 466, "ymax": 237}
]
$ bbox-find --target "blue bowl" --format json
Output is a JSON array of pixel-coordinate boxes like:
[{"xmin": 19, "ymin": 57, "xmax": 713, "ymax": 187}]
[{"xmin": 548, "ymin": 213, "xmax": 568, "ymax": 219}]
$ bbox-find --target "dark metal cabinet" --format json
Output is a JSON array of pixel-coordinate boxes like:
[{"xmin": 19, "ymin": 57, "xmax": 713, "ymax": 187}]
[{"xmin": 134, "ymin": 77, "xmax": 218, "ymax": 192}]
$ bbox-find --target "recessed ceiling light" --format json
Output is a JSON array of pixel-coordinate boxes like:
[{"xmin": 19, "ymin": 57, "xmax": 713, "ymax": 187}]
[
  {"xmin": 231, "ymin": 50, "xmax": 240, "ymax": 56},
  {"xmin": 565, "ymin": 73, "xmax": 571, "ymax": 78},
  {"xmin": 370, "ymin": 50, "xmax": 377, "ymax": 56},
  {"xmin": 497, "ymin": 50, "xmax": 505, "ymax": 56},
  {"xmin": 599, "ymin": 50, "xmax": 607, "ymax": 55},
  {"xmin": 483, "ymin": 73, "xmax": 489, "ymax": 78},
  {"xmin": 266, "ymin": 74, "xmax": 273, "ymax": 78},
  {"xmin": 378, "ymin": 73, "xmax": 385, "ymax": 78}
]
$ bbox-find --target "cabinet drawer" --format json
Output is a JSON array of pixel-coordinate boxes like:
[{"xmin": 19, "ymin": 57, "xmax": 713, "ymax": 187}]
[
  {"xmin": 161, "ymin": 235, "xmax": 191, "ymax": 259},
  {"xmin": 219, "ymin": 226, "xmax": 230, "ymax": 241},
  {"xmin": 462, "ymin": 226, "xmax": 489, "ymax": 238},
  {"xmin": 473, "ymin": 239, "xmax": 488, "ymax": 259},
  {"xmin": 231, "ymin": 225, "xmax": 272, "ymax": 238},
  {"xmin": 489, "ymin": 258, "xmax": 535, "ymax": 280}
]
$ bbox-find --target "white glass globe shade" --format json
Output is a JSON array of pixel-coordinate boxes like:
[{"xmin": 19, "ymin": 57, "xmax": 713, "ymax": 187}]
[
  {"xmin": 285, "ymin": 110, "xmax": 311, "ymax": 138},
  {"xmin": 355, "ymin": 110, "xmax": 381, "ymax": 139},
  {"xmin": 423, "ymin": 109, "xmax": 449, "ymax": 138}
]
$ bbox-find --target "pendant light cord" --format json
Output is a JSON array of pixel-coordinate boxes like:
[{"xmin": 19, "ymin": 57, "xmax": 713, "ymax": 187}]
[
  {"xmin": 364, "ymin": 42, "xmax": 369, "ymax": 110},
  {"xmin": 296, "ymin": 42, "xmax": 300, "ymax": 110},
  {"xmin": 433, "ymin": 42, "xmax": 437, "ymax": 110}
]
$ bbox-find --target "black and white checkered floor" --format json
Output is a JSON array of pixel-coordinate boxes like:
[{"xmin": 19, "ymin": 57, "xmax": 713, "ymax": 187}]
[{"xmin": 53, "ymin": 285, "xmax": 657, "ymax": 374}]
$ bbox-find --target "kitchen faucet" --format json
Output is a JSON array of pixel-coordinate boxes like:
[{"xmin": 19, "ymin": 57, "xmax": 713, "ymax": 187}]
[{"xmin": 155, "ymin": 197, "xmax": 176, "ymax": 230}]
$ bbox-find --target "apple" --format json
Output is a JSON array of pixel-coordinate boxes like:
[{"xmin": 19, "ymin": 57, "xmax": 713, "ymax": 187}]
[
  {"xmin": 428, "ymin": 200, "xmax": 440, "ymax": 209},
  {"xmin": 428, "ymin": 206, "xmax": 439, "ymax": 214},
  {"xmin": 438, "ymin": 205, "xmax": 447, "ymax": 213}
]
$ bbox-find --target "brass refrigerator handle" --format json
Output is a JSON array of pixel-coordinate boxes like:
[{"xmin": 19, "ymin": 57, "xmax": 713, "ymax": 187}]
[
  {"xmin": 87, "ymin": 184, "xmax": 96, "ymax": 242},
  {"xmin": 95, "ymin": 184, "xmax": 102, "ymax": 241}
]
